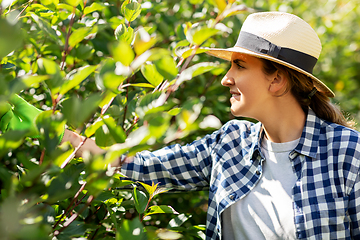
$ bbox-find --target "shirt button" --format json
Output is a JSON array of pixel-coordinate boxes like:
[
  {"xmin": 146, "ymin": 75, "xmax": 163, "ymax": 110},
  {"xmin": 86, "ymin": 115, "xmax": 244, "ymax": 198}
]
[
  {"xmin": 256, "ymin": 170, "xmax": 260, "ymax": 175},
  {"xmin": 229, "ymin": 195, "xmax": 235, "ymax": 200}
]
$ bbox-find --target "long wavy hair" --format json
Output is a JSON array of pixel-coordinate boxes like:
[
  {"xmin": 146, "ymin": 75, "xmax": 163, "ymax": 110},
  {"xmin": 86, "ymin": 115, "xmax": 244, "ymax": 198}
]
[{"xmin": 260, "ymin": 59, "xmax": 355, "ymax": 129}]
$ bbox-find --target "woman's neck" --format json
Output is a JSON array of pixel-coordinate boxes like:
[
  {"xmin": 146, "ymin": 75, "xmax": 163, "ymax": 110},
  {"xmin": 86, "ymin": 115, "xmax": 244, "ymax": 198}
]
[{"xmin": 259, "ymin": 96, "xmax": 306, "ymax": 143}]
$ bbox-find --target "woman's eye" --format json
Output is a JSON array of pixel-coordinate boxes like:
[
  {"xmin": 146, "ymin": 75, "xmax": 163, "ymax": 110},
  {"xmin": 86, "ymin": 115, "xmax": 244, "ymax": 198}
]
[{"xmin": 233, "ymin": 60, "xmax": 244, "ymax": 69}]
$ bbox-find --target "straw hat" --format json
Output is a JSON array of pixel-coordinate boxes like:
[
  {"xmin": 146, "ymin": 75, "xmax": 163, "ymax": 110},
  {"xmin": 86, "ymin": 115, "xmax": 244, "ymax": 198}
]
[{"xmin": 206, "ymin": 11, "xmax": 335, "ymax": 98}]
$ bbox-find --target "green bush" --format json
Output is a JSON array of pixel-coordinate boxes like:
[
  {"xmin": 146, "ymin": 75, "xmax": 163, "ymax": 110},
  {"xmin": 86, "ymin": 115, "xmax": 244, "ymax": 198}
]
[{"xmin": 0, "ymin": 0, "xmax": 359, "ymax": 239}]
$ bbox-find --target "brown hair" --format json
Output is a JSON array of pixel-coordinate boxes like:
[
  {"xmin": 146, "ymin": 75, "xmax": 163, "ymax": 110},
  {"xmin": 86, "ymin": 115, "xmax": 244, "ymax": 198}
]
[{"xmin": 260, "ymin": 59, "xmax": 355, "ymax": 128}]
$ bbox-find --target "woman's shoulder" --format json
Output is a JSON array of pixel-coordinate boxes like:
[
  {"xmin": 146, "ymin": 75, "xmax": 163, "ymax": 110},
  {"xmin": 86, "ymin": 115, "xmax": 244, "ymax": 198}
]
[
  {"xmin": 320, "ymin": 120, "xmax": 360, "ymax": 149},
  {"xmin": 218, "ymin": 119, "xmax": 261, "ymax": 139}
]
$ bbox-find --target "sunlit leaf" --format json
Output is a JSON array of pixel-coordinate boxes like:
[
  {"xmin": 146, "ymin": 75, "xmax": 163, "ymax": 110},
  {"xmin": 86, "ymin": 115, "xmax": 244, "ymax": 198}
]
[
  {"xmin": 0, "ymin": 131, "xmax": 25, "ymax": 157},
  {"xmin": 220, "ymin": 4, "xmax": 248, "ymax": 18},
  {"xmin": 102, "ymin": 116, "xmax": 126, "ymax": 143},
  {"xmin": 83, "ymin": 2, "xmax": 105, "ymax": 15},
  {"xmin": 181, "ymin": 47, "xmax": 208, "ymax": 59},
  {"xmin": 133, "ymin": 28, "xmax": 158, "ymax": 55},
  {"xmin": 111, "ymin": 41, "xmax": 135, "ymax": 66},
  {"xmin": 214, "ymin": 0, "xmax": 227, "ymax": 12},
  {"xmin": 68, "ymin": 26, "xmax": 98, "ymax": 48},
  {"xmin": 85, "ymin": 119, "xmax": 104, "ymax": 138},
  {"xmin": 65, "ymin": 0, "xmax": 81, "ymax": 7},
  {"xmin": 60, "ymin": 65, "xmax": 98, "ymax": 95},
  {"xmin": 121, "ymin": 0, "xmax": 141, "ymax": 22},
  {"xmin": 141, "ymin": 63, "xmax": 164, "ymax": 86},
  {"xmin": 115, "ymin": 24, "xmax": 134, "ymax": 44},
  {"xmin": 155, "ymin": 56, "xmax": 178, "ymax": 81},
  {"xmin": 191, "ymin": 27, "xmax": 220, "ymax": 46},
  {"xmin": 167, "ymin": 214, "xmax": 190, "ymax": 228},
  {"xmin": 145, "ymin": 205, "xmax": 178, "ymax": 217},
  {"xmin": 95, "ymin": 124, "xmax": 116, "ymax": 148},
  {"xmin": 157, "ymin": 229, "xmax": 182, "ymax": 240},
  {"xmin": 177, "ymin": 62, "xmax": 218, "ymax": 85},
  {"xmin": 129, "ymin": 83, "xmax": 155, "ymax": 88}
]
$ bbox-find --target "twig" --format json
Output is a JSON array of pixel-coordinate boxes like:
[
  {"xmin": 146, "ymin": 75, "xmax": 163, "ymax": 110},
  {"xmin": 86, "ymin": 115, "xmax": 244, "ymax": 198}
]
[
  {"xmin": 54, "ymin": 195, "xmax": 94, "ymax": 236},
  {"xmin": 53, "ymin": 182, "xmax": 87, "ymax": 229},
  {"xmin": 60, "ymin": 137, "xmax": 88, "ymax": 169},
  {"xmin": 39, "ymin": 149, "xmax": 46, "ymax": 165},
  {"xmin": 122, "ymin": 77, "xmax": 132, "ymax": 130},
  {"xmin": 60, "ymin": 6, "xmax": 76, "ymax": 71},
  {"xmin": 14, "ymin": 0, "xmax": 33, "ymax": 21}
]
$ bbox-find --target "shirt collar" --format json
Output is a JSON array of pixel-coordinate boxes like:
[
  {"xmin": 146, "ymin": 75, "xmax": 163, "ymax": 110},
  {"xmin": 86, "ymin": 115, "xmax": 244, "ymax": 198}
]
[
  {"xmin": 294, "ymin": 108, "xmax": 321, "ymax": 158},
  {"xmin": 253, "ymin": 109, "xmax": 321, "ymax": 159},
  {"xmin": 250, "ymin": 122, "xmax": 266, "ymax": 160}
]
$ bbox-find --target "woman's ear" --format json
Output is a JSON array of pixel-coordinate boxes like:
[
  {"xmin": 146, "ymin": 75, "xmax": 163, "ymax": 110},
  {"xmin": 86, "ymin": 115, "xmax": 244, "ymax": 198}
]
[{"xmin": 268, "ymin": 70, "xmax": 288, "ymax": 95}]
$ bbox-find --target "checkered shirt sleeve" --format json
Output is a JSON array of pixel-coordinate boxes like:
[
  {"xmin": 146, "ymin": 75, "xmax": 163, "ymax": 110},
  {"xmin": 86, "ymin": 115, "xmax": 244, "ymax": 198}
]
[{"xmin": 120, "ymin": 121, "xmax": 232, "ymax": 190}]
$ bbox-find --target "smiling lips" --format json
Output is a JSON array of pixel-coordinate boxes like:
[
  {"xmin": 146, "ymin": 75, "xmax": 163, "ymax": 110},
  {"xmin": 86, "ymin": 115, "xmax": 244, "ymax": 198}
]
[{"xmin": 230, "ymin": 91, "xmax": 241, "ymax": 98}]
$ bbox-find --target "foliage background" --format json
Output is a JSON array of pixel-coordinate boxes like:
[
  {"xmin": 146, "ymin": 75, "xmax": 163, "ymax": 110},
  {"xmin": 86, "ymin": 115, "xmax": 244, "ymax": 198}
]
[{"xmin": 0, "ymin": 0, "xmax": 359, "ymax": 239}]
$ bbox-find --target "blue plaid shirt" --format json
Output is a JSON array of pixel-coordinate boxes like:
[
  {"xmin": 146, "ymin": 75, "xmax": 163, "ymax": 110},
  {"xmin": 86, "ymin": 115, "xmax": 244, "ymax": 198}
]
[{"xmin": 121, "ymin": 109, "xmax": 360, "ymax": 240}]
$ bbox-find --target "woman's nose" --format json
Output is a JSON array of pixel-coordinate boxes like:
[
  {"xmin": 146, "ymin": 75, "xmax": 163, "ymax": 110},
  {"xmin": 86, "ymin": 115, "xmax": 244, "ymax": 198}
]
[{"xmin": 221, "ymin": 73, "xmax": 234, "ymax": 87}]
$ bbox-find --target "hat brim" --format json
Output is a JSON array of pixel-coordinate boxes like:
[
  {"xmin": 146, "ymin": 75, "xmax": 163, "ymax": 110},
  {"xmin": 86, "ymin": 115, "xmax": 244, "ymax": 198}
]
[{"xmin": 205, "ymin": 46, "xmax": 335, "ymax": 98}]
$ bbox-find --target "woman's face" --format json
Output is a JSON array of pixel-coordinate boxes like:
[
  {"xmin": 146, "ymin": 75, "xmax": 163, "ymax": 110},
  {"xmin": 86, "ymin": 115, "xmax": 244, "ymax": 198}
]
[{"xmin": 221, "ymin": 53, "xmax": 273, "ymax": 120}]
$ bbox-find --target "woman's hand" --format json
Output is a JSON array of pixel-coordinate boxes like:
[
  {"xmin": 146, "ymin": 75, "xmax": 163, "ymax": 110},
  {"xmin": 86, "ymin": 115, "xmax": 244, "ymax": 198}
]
[{"xmin": 61, "ymin": 129, "xmax": 106, "ymax": 158}]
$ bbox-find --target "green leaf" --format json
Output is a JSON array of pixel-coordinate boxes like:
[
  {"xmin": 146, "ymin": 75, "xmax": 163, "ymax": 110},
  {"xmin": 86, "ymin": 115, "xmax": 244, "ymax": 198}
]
[
  {"xmin": 177, "ymin": 62, "xmax": 218, "ymax": 85},
  {"xmin": 65, "ymin": 0, "xmax": 81, "ymax": 7},
  {"xmin": 115, "ymin": 24, "xmax": 134, "ymax": 44},
  {"xmin": 69, "ymin": 26, "xmax": 98, "ymax": 48},
  {"xmin": 141, "ymin": 63, "xmax": 164, "ymax": 86},
  {"xmin": 168, "ymin": 108, "xmax": 181, "ymax": 116},
  {"xmin": 136, "ymin": 91, "xmax": 163, "ymax": 118},
  {"xmin": 155, "ymin": 56, "xmax": 178, "ymax": 81},
  {"xmin": 102, "ymin": 116, "xmax": 126, "ymax": 143},
  {"xmin": 75, "ymin": 44, "xmax": 95, "ymax": 60},
  {"xmin": 95, "ymin": 124, "xmax": 117, "ymax": 148},
  {"xmin": 128, "ymin": 83, "xmax": 155, "ymax": 88},
  {"xmin": 85, "ymin": 119, "xmax": 104, "ymax": 138},
  {"xmin": 9, "ymin": 75, "xmax": 50, "ymax": 94},
  {"xmin": 145, "ymin": 205, "xmax": 178, "ymax": 217},
  {"xmin": 191, "ymin": 27, "xmax": 220, "ymax": 46},
  {"xmin": 83, "ymin": 2, "xmax": 105, "ymax": 15},
  {"xmin": 220, "ymin": 4, "xmax": 249, "ymax": 18},
  {"xmin": 181, "ymin": 47, "xmax": 208, "ymax": 59},
  {"xmin": 167, "ymin": 213, "xmax": 190, "ymax": 228},
  {"xmin": 0, "ymin": 131, "xmax": 25, "ymax": 158},
  {"xmin": 133, "ymin": 187, "xmax": 148, "ymax": 214},
  {"xmin": 214, "ymin": 0, "xmax": 227, "ymax": 12},
  {"xmin": 62, "ymin": 93, "xmax": 102, "ymax": 129},
  {"xmin": 41, "ymin": 0, "xmax": 59, "ymax": 7},
  {"xmin": 138, "ymin": 182, "xmax": 158, "ymax": 198},
  {"xmin": 111, "ymin": 41, "xmax": 135, "ymax": 66},
  {"xmin": 36, "ymin": 58, "xmax": 64, "ymax": 94},
  {"xmin": 95, "ymin": 59, "xmax": 128, "ymax": 92},
  {"xmin": 156, "ymin": 229, "xmax": 182, "ymax": 240},
  {"xmin": 0, "ymin": 19, "xmax": 23, "ymax": 59},
  {"xmin": 121, "ymin": 0, "xmax": 142, "ymax": 23},
  {"xmin": 36, "ymin": 110, "xmax": 66, "ymax": 152},
  {"xmin": 30, "ymin": 13, "xmax": 61, "ymax": 45},
  {"xmin": 60, "ymin": 65, "xmax": 98, "ymax": 95},
  {"xmin": 46, "ymin": 164, "xmax": 83, "ymax": 203},
  {"xmin": 116, "ymin": 218, "xmax": 146, "ymax": 240},
  {"xmin": 133, "ymin": 28, "xmax": 158, "ymax": 55}
]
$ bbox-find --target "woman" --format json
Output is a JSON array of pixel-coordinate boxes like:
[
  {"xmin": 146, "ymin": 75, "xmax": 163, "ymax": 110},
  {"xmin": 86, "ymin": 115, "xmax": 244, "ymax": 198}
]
[{"xmin": 6, "ymin": 11, "xmax": 360, "ymax": 239}]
